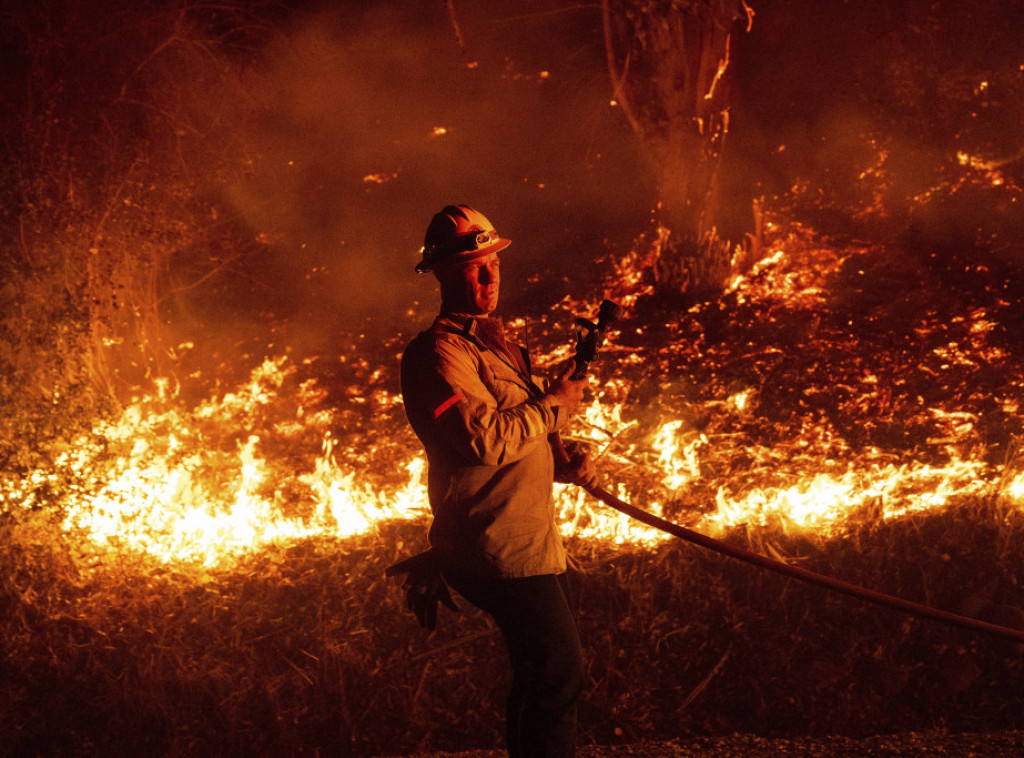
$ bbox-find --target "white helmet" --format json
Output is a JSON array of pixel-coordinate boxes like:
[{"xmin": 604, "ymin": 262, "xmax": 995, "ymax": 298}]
[{"xmin": 416, "ymin": 204, "xmax": 511, "ymax": 273}]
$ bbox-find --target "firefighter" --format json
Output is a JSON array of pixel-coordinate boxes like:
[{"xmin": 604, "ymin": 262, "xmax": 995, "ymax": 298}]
[{"xmin": 395, "ymin": 204, "xmax": 595, "ymax": 757}]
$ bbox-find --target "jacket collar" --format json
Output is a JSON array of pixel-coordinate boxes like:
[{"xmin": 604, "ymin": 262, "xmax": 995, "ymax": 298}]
[
  {"xmin": 434, "ymin": 312, "xmax": 498, "ymax": 343},
  {"xmin": 433, "ymin": 313, "xmax": 537, "ymax": 389}
]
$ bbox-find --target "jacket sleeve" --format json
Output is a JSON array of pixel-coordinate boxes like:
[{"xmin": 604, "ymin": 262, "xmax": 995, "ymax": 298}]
[{"xmin": 425, "ymin": 335, "xmax": 566, "ymax": 467}]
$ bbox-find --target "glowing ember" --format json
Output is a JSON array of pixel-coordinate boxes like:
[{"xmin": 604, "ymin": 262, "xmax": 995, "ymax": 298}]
[{"xmin": 363, "ymin": 172, "xmax": 398, "ymax": 184}]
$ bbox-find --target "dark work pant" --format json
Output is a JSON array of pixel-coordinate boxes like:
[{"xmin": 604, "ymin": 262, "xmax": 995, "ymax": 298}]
[{"xmin": 443, "ymin": 568, "xmax": 585, "ymax": 758}]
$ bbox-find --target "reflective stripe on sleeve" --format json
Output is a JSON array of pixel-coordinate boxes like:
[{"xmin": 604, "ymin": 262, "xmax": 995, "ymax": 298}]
[{"xmin": 433, "ymin": 392, "xmax": 464, "ymax": 419}]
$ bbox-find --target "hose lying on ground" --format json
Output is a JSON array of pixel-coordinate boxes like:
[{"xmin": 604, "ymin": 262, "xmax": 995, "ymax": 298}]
[{"xmin": 582, "ymin": 480, "xmax": 1024, "ymax": 645}]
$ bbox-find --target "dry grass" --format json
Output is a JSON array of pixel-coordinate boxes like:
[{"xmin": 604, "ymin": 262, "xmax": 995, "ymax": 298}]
[
  {"xmin": 4, "ymin": 209, "xmax": 1023, "ymax": 755},
  {"xmin": 4, "ymin": 194, "xmax": 1024, "ymax": 757},
  {"xmin": 2, "ymin": 4, "xmax": 1023, "ymax": 756},
  {"xmin": 2, "ymin": 494, "xmax": 1023, "ymax": 757}
]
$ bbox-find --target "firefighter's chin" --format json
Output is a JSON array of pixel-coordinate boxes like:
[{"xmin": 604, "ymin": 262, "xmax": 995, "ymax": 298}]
[{"xmin": 477, "ymin": 289, "xmax": 499, "ymax": 314}]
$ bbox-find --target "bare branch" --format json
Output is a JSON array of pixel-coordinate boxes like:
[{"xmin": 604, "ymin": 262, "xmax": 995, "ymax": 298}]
[{"xmin": 602, "ymin": 0, "xmax": 642, "ymax": 137}]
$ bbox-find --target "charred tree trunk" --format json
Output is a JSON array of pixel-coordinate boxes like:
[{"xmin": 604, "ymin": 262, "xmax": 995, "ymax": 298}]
[{"xmin": 604, "ymin": 0, "xmax": 752, "ymax": 301}]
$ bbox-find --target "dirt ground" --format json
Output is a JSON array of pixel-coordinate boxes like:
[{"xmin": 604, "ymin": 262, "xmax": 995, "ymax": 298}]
[{"xmin": 401, "ymin": 730, "xmax": 1024, "ymax": 757}]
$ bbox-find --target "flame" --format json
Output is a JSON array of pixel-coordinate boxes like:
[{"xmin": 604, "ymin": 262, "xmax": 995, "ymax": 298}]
[
  {"xmin": 7, "ymin": 223, "xmax": 1024, "ymax": 568},
  {"xmin": 50, "ymin": 357, "xmax": 430, "ymax": 566},
  {"xmin": 706, "ymin": 456, "xmax": 990, "ymax": 533}
]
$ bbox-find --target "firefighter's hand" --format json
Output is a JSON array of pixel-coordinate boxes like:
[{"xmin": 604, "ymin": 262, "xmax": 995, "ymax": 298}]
[
  {"xmin": 545, "ymin": 362, "xmax": 588, "ymax": 416},
  {"xmin": 386, "ymin": 550, "xmax": 458, "ymax": 631},
  {"xmin": 402, "ymin": 571, "xmax": 458, "ymax": 631},
  {"xmin": 555, "ymin": 440, "xmax": 598, "ymax": 489}
]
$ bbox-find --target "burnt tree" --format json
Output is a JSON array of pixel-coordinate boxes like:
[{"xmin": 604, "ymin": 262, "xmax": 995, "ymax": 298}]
[{"xmin": 603, "ymin": 0, "xmax": 752, "ymax": 301}]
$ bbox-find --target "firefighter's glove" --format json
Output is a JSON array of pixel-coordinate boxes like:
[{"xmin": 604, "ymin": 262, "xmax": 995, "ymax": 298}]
[
  {"xmin": 555, "ymin": 440, "xmax": 598, "ymax": 489},
  {"xmin": 385, "ymin": 549, "xmax": 458, "ymax": 631}
]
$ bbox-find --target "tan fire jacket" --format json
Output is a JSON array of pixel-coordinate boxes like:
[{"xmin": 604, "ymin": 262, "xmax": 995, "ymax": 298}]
[{"xmin": 400, "ymin": 313, "xmax": 570, "ymax": 578}]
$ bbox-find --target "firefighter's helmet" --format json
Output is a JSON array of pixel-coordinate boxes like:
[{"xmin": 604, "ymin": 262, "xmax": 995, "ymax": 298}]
[{"xmin": 416, "ymin": 204, "xmax": 511, "ymax": 273}]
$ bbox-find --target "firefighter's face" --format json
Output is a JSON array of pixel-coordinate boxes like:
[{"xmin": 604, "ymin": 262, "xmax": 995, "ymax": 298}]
[{"xmin": 436, "ymin": 252, "xmax": 500, "ymax": 315}]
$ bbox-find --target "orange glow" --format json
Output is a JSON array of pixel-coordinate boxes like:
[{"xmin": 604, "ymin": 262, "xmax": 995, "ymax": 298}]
[
  {"xmin": 5, "ymin": 224, "xmax": 1023, "ymax": 568},
  {"xmin": 48, "ymin": 357, "xmax": 429, "ymax": 566}
]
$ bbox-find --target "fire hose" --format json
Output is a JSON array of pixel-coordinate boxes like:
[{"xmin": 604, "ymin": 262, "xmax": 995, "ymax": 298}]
[
  {"xmin": 390, "ymin": 300, "xmax": 1024, "ymax": 643},
  {"xmin": 558, "ymin": 300, "xmax": 1024, "ymax": 646},
  {"xmin": 572, "ymin": 477, "xmax": 1024, "ymax": 645}
]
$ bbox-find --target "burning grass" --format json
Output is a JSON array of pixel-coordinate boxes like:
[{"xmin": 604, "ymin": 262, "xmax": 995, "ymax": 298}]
[
  {"xmin": 3, "ymin": 216, "xmax": 1024, "ymax": 755},
  {"xmin": 3, "ymin": 502, "xmax": 1024, "ymax": 755}
]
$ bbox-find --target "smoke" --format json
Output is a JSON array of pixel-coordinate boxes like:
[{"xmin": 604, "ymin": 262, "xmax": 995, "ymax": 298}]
[
  {"xmin": 163, "ymin": 1, "xmax": 651, "ymax": 353},
  {"xmin": 728, "ymin": 0, "xmax": 1024, "ymax": 247},
  {"xmin": 11, "ymin": 0, "xmax": 1018, "ymax": 375}
]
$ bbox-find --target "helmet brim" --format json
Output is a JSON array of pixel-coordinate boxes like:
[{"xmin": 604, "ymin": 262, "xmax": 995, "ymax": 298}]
[{"xmin": 415, "ymin": 237, "xmax": 511, "ymax": 273}]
